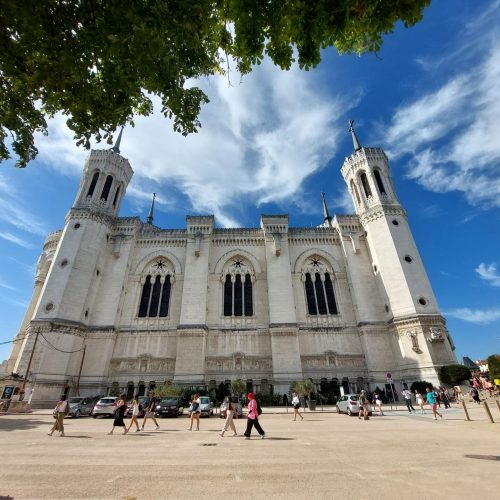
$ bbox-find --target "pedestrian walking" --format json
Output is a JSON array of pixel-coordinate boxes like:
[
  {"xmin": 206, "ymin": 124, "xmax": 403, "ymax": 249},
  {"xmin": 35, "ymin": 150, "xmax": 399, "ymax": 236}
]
[
  {"xmin": 220, "ymin": 396, "xmax": 237, "ymax": 437},
  {"xmin": 292, "ymin": 392, "xmax": 303, "ymax": 421},
  {"xmin": 141, "ymin": 391, "xmax": 160, "ymax": 431},
  {"xmin": 415, "ymin": 390, "xmax": 425, "ymax": 414},
  {"xmin": 357, "ymin": 390, "xmax": 370, "ymax": 420},
  {"xmin": 188, "ymin": 393, "xmax": 201, "ymax": 431},
  {"xmin": 48, "ymin": 394, "xmax": 70, "ymax": 437},
  {"xmin": 426, "ymin": 387, "xmax": 442, "ymax": 420},
  {"xmin": 375, "ymin": 393, "xmax": 384, "ymax": 416},
  {"xmin": 108, "ymin": 394, "xmax": 128, "ymax": 435},
  {"xmin": 244, "ymin": 392, "xmax": 265, "ymax": 439},
  {"xmin": 127, "ymin": 395, "xmax": 141, "ymax": 433},
  {"xmin": 470, "ymin": 387, "xmax": 481, "ymax": 404},
  {"xmin": 401, "ymin": 388, "xmax": 416, "ymax": 413},
  {"xmin": 439, "ymin": 388, "xmax": 451, "ymax": 409}
]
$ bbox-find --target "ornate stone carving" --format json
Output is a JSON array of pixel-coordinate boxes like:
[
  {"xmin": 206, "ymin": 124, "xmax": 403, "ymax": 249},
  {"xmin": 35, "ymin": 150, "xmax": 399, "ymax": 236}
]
[
  {"xmin": 406, "ymin": 329, "xmax": 421, "ymax": 352},
  {"xmin": 109, "ymin": 357, "xmax": 176, "ymax": 374},
  {"xmin": 427, "ymin": 326, "xmax": 445, "ymax": 343}
]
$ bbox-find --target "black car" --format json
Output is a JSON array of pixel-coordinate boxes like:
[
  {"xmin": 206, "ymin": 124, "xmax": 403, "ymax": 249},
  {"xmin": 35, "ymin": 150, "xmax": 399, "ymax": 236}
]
[{"xmin": 155, "ymin": 397, "xmax": 184, "ymax": 418}]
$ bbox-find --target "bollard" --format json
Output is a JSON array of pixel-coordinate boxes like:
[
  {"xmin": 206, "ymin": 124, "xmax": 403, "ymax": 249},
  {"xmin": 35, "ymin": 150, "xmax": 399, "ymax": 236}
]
[
  {"xmin": 482, "ymin": 401, "xmax": 494, "ymax": 423},
  {"xmin": 496, "ymin": 399, "xmax": 500, "ymax": 414},
  {"xmin": 461, "ymin": 400, "xmax": 471, "ymax": 421}
]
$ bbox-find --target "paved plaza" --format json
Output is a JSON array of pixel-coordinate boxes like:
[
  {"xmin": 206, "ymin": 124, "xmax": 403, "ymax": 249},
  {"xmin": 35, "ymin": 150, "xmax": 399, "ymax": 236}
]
[{"xmin": 0, "ymin": 404, "xmax": 499, "ymax": 500}]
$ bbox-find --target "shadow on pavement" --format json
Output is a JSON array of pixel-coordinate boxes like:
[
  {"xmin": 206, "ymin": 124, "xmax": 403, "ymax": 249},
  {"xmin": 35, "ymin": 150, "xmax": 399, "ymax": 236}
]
[
  {"xmin": 464, "ymin": 454, "xmax": 500, "ymax": 461},
  {"xmin": 61, "ymin": 435, "xmax": 92, "ymax": 439},
  {"xmin": 0, "ymin": 418, "xmax": 49, "ymax": 432}
]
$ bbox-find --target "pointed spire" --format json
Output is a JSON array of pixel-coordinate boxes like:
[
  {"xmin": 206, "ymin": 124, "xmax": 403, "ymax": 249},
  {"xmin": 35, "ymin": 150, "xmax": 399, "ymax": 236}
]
[
  {"xmin": 348, "ymin": 119, "xmax": 362, "ymax": 152},
  {"xmin": 146, "ymin": 193, "xmax": 156, "ymax": 225},
  {"xmin": 321, "ymin": 192, "xmax": 333, "ymax": 227},
  {"xmin": 110, "ymin": 126, "xmax": 124, "ymax": 154}
]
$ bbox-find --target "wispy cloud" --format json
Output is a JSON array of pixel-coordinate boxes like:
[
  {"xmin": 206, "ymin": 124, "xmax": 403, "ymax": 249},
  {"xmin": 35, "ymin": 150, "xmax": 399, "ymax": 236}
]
[
  {"xmin": 0, "ymin": 295, "xmax": 28, "ymax": 309},
  {"xmin": 0, "ymin": 231, "xmax": 34, "ymax": 248},
  {"xmin": 381, "ymin": 4, "xmax": 500, "ymax": 209},
  {"xmin": 445, "ymin": 306, "xmax": 500, "ymax": 324},
  {"xmin": 33, "ymin": 58, "xmax": 353, "ymax": 227},
  {"xmin": 0, "ymin": 278, "xmax": 16, "ymax": 291},
  {"xmin": 476, "ymin": 263, "xmax": 500, "ymax": 287}
]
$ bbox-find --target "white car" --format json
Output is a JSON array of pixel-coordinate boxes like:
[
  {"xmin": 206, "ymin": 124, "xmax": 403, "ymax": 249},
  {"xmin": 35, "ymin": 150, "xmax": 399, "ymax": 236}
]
[
  {"xmin": 92, "ymin": 397, "xmax": 119, "ymax": 418},
  {"xmin": 336, "ymin": 394, "xmax": 372, "ymax": 416}
]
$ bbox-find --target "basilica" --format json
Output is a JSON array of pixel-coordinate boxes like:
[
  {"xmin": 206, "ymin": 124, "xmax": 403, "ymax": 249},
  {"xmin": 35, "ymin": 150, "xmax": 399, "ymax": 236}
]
[{"xmin": 3, "ymin": 125, "xmax": 457, "ymax": 402}]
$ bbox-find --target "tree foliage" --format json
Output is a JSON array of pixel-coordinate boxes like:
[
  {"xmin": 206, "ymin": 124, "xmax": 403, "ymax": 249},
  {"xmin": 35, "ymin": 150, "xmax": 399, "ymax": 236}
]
[
  {"xmin": 487, "ymin": 354, "xmax": 500, "ymax": 381},
  {"xmin": 230, "ymin": 378, "xmax": 246, "ymax": 397},
  {"xmin": 438, "ymin": 364, "xmax": 471, "ymax": 386},
  {"xmin": 0, "ymin": 0, "xmax": 431, "ymax": 166},
  {"xmin": 154, "ymin": 382, "xmax": 183, "ymax": 398},
  {"xmin": 410, "ymin": 380, "xmax": 433, "ymax": 394}
]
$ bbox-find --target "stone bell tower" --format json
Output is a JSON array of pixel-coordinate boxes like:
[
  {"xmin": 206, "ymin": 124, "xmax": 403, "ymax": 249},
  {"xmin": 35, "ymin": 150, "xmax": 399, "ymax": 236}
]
[{"xmin": 341, "ymin": 121, "xmax": 456, "ymax": 384}]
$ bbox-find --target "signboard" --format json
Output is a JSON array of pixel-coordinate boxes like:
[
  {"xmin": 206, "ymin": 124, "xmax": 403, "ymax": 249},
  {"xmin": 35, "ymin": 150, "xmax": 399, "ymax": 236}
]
[
  {"xmin": 1, "ymin": 386, "xmax": 14, "ymax": 399},
  {"xmin": 386, "ymin": 372, "xmax": 393, "ymax": 382}
]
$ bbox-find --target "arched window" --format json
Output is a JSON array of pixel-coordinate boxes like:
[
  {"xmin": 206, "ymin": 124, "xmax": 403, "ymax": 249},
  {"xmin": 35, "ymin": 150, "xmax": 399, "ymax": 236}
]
[
  {"xmin": 100, "ymin": 175, "xmax": 113, "ymax": 201},
  {"xmin": 112, "ymin": 185, "xmax": 121, "ymax": 207},
  {"xmin": 303, "ymin": 258, "xmax": 338, "ymax": 316},
  {"xmin": 137, "ymin": 258, "xmax": 175, "ymax": 318},
  {"xmin": 360, "ymin": 173, "xmax": 372, "ymax": 198},
  {"xmin": 373, "ymin": 170, "xmax": 387, "ymax": 195},
  {"xmin": 87, "ymin": 172, "xmax": 100, "ymax": 197},
  {"xmin": 222, "ymin": 258, "xmax": 254, "ymax": 317}
]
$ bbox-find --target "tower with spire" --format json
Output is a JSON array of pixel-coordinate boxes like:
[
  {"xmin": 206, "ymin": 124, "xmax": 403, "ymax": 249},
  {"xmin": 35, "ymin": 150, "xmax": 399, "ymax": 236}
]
[{"xmin": 341, "ymin": 120, "xmax": 456, "ymax": 382}]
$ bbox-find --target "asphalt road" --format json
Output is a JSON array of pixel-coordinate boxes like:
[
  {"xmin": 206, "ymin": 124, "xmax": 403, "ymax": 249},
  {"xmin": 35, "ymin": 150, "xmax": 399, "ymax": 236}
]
[{"xmin": 0, "ymin": 404, "xmax": 499, "ymax": 500}]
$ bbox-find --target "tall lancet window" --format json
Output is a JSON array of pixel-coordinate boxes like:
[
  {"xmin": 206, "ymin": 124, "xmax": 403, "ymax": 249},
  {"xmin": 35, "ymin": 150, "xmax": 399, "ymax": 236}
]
[
  {"xmin": 222, "ymin": 258, "xmax": 254, "ymax": 317},
  {"xmin": 360, "ymin": 172, "xmax": 372, "ymax": 198},
  {"xmin": 302, "ymin": 257, "xmax": 338, "ymax": 316},
  {"xmin": 137, "ymin": 258, "xmax": 174, "ymax": 318},
  {"xmin": 373, "ymin": 170, "xmax": 387, "ymax": 195},
  {"xmin": 101, "ymin": 175, "xmax": 114, "ymax": 201},
  {"xmin": 87, "ymin": 171, "xmax": 100, "ymax": 197}
]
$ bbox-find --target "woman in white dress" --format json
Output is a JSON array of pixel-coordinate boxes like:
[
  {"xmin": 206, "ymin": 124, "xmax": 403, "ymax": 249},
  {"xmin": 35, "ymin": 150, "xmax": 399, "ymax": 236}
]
[
  {"xmin": 127, "ymin": 395, "xmax": 141, "ymax": 432},
  {"xmin": 292, "ymin": 392, "xmax": 303, "ymax": 421},
  {"xmin": 415, "ymin": 390, "xmax": 425, "ymax": 414}
]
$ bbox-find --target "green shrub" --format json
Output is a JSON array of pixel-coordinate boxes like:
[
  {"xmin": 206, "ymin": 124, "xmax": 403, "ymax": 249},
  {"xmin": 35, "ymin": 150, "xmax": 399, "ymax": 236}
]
[{"xmin": 487, "ymin": 354, "xmax": 500, "ymax": 381}]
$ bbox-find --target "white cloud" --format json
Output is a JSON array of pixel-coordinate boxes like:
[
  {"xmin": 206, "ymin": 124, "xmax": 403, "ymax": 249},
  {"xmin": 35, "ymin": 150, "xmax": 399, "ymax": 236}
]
[
  {"xmin": 381, "ymin": 7, "xmax": 500, "ymax": 209},
  {"xmin": 32, "ymin": 58, "xmax": 350, "ymax": 227},
  {"xmin": 445, "ymin": 307, "xmax": 500, "ymax": 324},
  {"xmin": 476, "ymin": 263, "xmax": 500, "ymax": 287},
  {"xmin": 0, "ymin": 231, "xmax": 34, "ymax": 248},
  {"xmin": 0, "ymin": 278, "xmax": 16, "ymax": 291}
]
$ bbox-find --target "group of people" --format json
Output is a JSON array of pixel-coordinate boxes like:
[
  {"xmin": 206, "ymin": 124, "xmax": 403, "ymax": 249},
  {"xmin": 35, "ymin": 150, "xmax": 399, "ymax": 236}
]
[{"xmin": 48, "ymin": 391, "xmax": 267, "ymax": 440}]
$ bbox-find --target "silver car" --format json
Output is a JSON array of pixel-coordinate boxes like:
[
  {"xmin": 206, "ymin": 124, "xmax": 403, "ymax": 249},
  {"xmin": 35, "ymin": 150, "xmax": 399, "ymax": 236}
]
[
  {"xmin": 198, "ymin": 396, "xmax": 214, "ymax": 417},
  {"xmin": 92, "ymin": 397, "xmax": 119, "ymax": 418}
]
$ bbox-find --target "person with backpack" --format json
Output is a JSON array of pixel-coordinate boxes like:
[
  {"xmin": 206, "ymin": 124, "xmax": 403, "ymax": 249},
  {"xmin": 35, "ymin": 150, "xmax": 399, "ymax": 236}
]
[
  {"xmin": 243, "ymin": 392, "xmax": 265, "ymax": 439},
  {"xmin": 357, "ymin": 390, "xmax": 370, "ymax": 420},
  {"xmin": 48, "ymin": 394, "xmax": 70, "ymax": 437},
  {"xmin": 127, "ymin": 395, "xmax": 141, "ymax": 433}
]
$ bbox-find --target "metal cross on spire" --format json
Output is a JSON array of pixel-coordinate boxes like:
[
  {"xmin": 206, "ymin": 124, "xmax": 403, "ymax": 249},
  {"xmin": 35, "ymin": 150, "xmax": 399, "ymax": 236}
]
[
  {"xmin": 146, "ymin": 193, "xmax": 156, "ymax": 225},
  {"xmin": 348, "ymin": 119, "xmax": 362, "ymax": 152}
]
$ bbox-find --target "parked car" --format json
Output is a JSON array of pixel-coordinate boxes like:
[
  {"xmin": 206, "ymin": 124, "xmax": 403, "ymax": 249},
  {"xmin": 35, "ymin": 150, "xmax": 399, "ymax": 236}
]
[
  {"xmin": 336, "ymin": 394, "xmax": 372, "ymax": 416},
  {"xmin": 92, "ymin": 397, "xmax": 120, "ymax": 418},
  {"xmin": 155, "ymin": 397, "xmax": 184, "ymax": 418},
  {"xmin": 198, "ymin": 396, "xmax": 214, "ymax": 417},
  {"xmin": 52, "ymin": 397, "xmax": 96, "ymax": 419},
  {"xmin": 219, "ymin": 396, "xmax": 243, "ymax": 418},
  {"xmin": 125, "ymin": 396, "xmax": 149, "ymax": 418}
]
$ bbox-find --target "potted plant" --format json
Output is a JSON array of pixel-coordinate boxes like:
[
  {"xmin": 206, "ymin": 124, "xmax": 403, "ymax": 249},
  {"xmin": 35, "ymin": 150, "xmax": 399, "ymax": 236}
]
[{"xmin": 302, "ymin": 379, "xmax": 316, "ymax": 410}]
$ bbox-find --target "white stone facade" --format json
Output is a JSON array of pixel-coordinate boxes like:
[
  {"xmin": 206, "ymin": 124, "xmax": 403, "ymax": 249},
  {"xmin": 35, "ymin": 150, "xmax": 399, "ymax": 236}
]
[{"xmin": 4, "ymin": 141, "xmax": 457, "ymax": 401}]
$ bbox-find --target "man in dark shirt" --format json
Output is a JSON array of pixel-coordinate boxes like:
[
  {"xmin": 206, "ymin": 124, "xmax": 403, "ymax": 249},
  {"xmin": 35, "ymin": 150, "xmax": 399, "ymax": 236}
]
[{"xmin": 141, "ymin": 392, "xmax": 160, "ymax": 431}]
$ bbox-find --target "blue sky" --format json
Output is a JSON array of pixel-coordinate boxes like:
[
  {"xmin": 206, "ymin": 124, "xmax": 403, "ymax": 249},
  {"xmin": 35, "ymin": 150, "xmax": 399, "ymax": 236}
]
[{"xmin": 1, "ymin": 0, "xmax": 499, "ymax": 363}]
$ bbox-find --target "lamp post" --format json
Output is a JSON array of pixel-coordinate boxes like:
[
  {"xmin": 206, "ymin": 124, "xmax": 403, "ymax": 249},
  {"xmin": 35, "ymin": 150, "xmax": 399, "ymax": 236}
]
[{"xmin": 21, "ymin": 328, "xmax": 40, "ymax": 392}]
